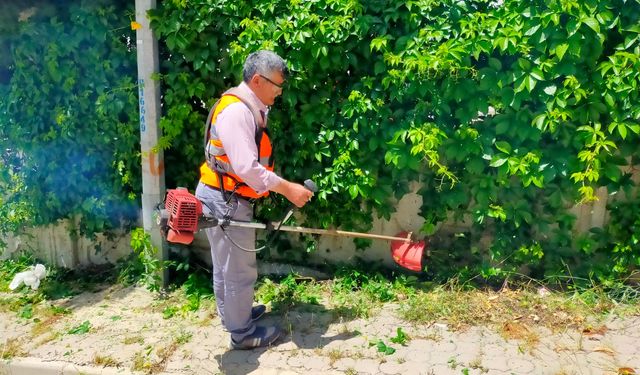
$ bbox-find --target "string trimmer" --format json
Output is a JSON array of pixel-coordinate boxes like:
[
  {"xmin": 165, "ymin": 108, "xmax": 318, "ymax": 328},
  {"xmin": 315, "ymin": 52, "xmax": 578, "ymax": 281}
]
[{"xmin": 155, "ymin": 180, "xmax": 426, "ymax": 271}]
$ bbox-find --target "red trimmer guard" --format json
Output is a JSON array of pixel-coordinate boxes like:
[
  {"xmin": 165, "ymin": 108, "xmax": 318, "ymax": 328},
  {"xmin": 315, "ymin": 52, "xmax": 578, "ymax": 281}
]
[
  {"xmin": 390, "ymin": 231, "xmax": 425, "ymax": 272},
  {"xmin": 167, "ymin": 229, "xmax": 194, "ymax": 245}
]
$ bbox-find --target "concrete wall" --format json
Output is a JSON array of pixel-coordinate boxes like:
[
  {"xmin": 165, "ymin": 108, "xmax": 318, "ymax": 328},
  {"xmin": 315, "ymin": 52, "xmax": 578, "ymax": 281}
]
[{"xmin": 1, "ymin": 221, "xmax": 132, "ymax": 268}]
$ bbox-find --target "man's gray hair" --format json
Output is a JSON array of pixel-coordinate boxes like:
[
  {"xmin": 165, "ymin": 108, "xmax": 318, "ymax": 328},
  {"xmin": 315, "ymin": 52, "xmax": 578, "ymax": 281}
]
[{"xmin": 243, "ymin": 50, "xmax": 288, "ymax": 83}]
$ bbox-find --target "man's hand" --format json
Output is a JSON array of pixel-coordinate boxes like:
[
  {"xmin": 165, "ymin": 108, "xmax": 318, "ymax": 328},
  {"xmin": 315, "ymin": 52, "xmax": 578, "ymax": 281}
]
[{"xmin": 272, "ymin": 180, "xmax": 314, "ymax": 208}]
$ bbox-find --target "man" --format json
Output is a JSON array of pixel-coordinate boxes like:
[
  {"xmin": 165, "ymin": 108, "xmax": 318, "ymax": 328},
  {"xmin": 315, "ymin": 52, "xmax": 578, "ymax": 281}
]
[{"xmin": 195, "ymin": 50, "xmax": 313, "ymax": 350}]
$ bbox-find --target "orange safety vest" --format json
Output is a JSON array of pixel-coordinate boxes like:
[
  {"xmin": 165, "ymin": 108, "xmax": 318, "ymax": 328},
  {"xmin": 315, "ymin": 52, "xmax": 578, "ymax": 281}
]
[{"xmin": 200, "ymin": 87, "xmax": 274, "ymax": 200}]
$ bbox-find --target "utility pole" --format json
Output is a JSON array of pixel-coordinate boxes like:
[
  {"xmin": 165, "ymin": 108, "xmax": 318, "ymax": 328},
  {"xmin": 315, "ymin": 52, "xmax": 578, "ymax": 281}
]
[{"xmin": 134, "ymin": 0, "xmax": 168, "ymax": 287}]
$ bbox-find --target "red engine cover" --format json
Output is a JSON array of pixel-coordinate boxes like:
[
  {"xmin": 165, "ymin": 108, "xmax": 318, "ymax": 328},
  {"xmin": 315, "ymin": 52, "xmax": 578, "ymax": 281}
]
[{"xmin": 165, "ymin": 188, "xmax": 202, "ymax": 233}]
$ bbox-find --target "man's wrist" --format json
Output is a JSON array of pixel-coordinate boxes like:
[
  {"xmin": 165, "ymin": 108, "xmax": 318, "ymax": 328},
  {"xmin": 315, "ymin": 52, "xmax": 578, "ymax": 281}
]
[{"xmin": 271, "ymin": 180, "xmax": 291, "ymax": 196}]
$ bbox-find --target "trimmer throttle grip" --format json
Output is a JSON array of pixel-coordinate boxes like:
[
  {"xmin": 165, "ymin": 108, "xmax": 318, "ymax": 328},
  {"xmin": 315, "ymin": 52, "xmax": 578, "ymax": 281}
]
[{"xmin": 303, "ymin": 179, "xmax": 318, "ymax": 193}]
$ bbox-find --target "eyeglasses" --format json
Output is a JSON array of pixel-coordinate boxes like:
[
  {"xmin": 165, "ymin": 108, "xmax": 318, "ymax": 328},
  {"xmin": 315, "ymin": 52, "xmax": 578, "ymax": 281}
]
[{"xmin": 259, "ymin": 74, "xmax": 285, "ymax": 89}]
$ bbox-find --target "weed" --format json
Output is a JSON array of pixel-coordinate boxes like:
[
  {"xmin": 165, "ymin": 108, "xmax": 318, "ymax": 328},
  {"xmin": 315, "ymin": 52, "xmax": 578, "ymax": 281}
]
[
  {"xmin": 399, "ymin": 283, "xmax": 484, "ymax": 328},
  {"xmin": 1, "ymin": 337, "xmax": 28, "ymax": 359},
  {"xmin": 154, "ymin": 341, "xmax": 178, "ymax": 372},
  {"xmin": 130, "ymin": 332, "xmax": 190, "ymax": 374},
  {"xmin": 469, "ymin": 357, "xmax": 487, "ymax": 372},
  {"xmin": 370, "ymin": 339, "xmax": 395, "ymax": 355},
  {"xmin": 131, "ymin": 350, "xmax": 151, "ymax": 372},
  {"xmin": 255, "ymin": 274, "xmax": 322, "ymax": 312},
  {"xmin": 162, "ymin": 306, "xmax": 178, "ymax": 319},
  {"xmin": 181, "ymin": 272, "xmax": 213, "ymax": 300},
  {"xmin": 390, "ymin": 327, "xmax": 410, "ymax": 346},
  {"xmin": 93, "ymin": 353, "xmax": 120, "ymax": 367},
  {"xmin": 416, "ymin": 331, "xmax": 442, "ymax": 341},
  {"xmin": 448, "ymin": 357, "xmax": 460, "ymax": 369},
  {"xmin": 123, "ymin": 335, "xmax": 145, "ymax": 345},
  {"xmin": 35, "ymin": 332, "xmax": 60, "ymax": 346},
  {"xmin": 127, "ymin": 228, "xmax": 163, "ymax": 292},
  {"xmin": 500, "ymin": 321, "xmax": 539, "ymax": 352},
  {"xmin": 32, "ymin": 313, "xmax": 67, "ymax": 338},
  {"xmin": 330, "ymin": 268, "xmax": 403, "ymax": 317},
  {"xmin": 197, "ymin": 313, "xmax": 214, "ymax": 327},
  {"xmin": 175, "ymin": 330, "xmax": 192, "ymax": 345},
  {"xmin": 326, "ymin": 349, "xmax": 344, "ymax": 365},
  {"xmin": 68, "ymin": 320, "xmax": 91, "ymax": 335},
  {"xmin": 18, "ymin": 303, "xmax": 33, "ymax": 319}
]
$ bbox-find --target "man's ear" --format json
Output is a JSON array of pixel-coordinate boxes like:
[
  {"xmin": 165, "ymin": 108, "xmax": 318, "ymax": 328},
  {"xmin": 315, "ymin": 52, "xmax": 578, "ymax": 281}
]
[{"xmin": 249, "ymin": 73, "xmax": 261, "ymax": 86}]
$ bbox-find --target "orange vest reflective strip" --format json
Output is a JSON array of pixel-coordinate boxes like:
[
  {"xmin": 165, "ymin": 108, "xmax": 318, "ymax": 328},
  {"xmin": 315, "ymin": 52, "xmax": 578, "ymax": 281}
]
[{"xmin": 200, "ymin": 95, "xmax": 274, "ymax": 199}]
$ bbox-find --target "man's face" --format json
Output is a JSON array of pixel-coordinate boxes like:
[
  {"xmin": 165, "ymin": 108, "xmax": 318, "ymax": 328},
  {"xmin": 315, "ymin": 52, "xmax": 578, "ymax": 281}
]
[{"xmin": 253, "ymin": 71, "xmax": 285, "ymax": 106}]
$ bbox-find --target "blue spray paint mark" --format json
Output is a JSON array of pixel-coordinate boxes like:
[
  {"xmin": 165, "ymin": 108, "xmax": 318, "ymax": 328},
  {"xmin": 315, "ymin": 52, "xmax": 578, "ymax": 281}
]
[{"xmin": 138, "ymin": 79, "xmax": 146, "ymax": 132}]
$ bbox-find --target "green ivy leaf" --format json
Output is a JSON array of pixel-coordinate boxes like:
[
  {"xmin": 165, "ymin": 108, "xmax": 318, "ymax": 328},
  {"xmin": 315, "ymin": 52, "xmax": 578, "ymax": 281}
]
[
  {"xmin": 618, "ymin": 123, "xmax": 628, "ymax": 139},
  {"xmin": 495, "ymin": 141, "xmax": 512, "ymax": 154},
  {"xmin": 555, "ymin": 43, "xmax": 569, "ymax": 60},
  {"xmin": 490, "ymin": 157, "xmax": 507, "ymax": 168},
  {"xmin": 583, "ymin": 17, "xmax": 601, "ymax": 34}
]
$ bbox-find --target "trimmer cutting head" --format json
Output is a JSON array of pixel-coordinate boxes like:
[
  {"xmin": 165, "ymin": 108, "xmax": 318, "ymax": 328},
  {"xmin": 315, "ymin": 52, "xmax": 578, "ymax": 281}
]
[{"xmin": 390, "ymin": 231, "xmax": 426, "ymax": 272}]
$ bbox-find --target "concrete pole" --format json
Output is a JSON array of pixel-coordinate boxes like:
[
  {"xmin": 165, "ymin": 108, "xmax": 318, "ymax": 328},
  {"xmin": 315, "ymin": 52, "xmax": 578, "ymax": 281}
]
[{"xmin": 134, "ymin": 0, "xmax": 169, "ymax": 287}]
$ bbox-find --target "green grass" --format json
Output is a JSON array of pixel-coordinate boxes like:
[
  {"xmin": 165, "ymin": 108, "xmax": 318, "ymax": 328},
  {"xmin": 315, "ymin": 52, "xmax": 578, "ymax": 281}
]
[
  {"xmin": 2, "ymin": 254, "xmax": 639, "ymax": 356},
  {"xmin": 255, "ymin": 274, "xmax": 324, "ymax": 312}
]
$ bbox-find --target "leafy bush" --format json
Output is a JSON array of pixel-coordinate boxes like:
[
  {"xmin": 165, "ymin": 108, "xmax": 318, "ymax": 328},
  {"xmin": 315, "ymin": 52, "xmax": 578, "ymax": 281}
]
[
  {"xmin": 149, "ymin": 0, "xmax": 640, "ymax": 281},
  {"xmin": 0, "ymin": 0, "xmax": 140, "ymax": 241}
]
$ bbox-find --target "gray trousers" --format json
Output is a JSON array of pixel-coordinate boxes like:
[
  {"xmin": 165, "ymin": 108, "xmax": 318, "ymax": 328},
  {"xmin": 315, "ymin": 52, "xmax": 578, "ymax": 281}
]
[{"xmin": 195, "ymin": 182, "xmax": 257, "ymax": 341}]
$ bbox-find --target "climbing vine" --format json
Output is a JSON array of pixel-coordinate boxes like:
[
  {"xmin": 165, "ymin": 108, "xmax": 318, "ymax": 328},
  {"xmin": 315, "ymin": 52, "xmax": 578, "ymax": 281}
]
[
  {"xmin": 150, "ymin": 0, "xmax": 640, "ymax": 282},
  {"xmin": 0, "ymin": 0, "xmax": 140, "ymax": 240}
]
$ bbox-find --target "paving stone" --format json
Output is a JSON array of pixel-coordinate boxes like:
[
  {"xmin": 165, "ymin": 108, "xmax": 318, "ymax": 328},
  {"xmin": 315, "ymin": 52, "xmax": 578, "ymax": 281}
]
[
  {"xmin": 219, "ymin": 349, "xmax": 254, "ymax": 365},
  {"xmin": 403, "ymin": 365, "xmax": 433, "ymax": 375},
  {"xmin": 299, "ymin": 355, "xmax": 331, "ymax": 371},
  {"xmin": 452, "ymin": 341, "xmax": 482, "ymax": 364},
  {"xmin": 483, "ymin": 369, "xmax": 511, "ymax": 375},
  {"xmin": 353, "ymin": 358, "xmax": 381, "ymax": 374},
  {"xmin": 605, "ymin": 335, "xmax": 639, "ymax": 355},
  {"xmin": 261, "ymin": 350, "xmax": 293, "ymax": 367},
  {"xmin": 429, "ymin": 339, "xmax": 457, "ymax": 357},
  {"xmin": 378, "ymin": 359, "xmax": 408, "ymax": 374},
  {"xmin": 246, "ymin": 367, "xmax": 300, "ymax": 375},
  {"xmin": 275, "ymin": 340, "xmax": 299, "ymax": 351},
  {"xmin": 218, "ymin": 363, "xmax": 259, "ymax": 374},
  {"xmin": 424, "ymin": 363, "xmax": 459, "ymax": 375},
  {"xmin": 332, "ymin": 357, "xmax": 357, "ymax": 372},
  {"xmin": 404, "ymin": 349, "xmax": 431, "ymax": 364},
  {"xmin": 245, "ymin": 351, "xmax": 262, "ymax": 365},
  {"xmin": 285, "ymin": 353, "xmax": 305, "ymax": 368},
  {"xmin": 616, "ymin": 354, "xmax": 640, "ymax": 370},
  {"xmin": 583, "ymin": 351, "xmax": 617, "ymax": 370},
  {"xmin": 505, "ymin": 357, "xmax": 536, "ymax": 373}
]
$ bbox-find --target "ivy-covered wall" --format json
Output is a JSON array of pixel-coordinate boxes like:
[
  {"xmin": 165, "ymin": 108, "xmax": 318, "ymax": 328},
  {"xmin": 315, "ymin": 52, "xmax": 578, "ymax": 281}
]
[
  {"xmin": 0, "ymin": 0, "xmax": 140, "ymax": 240},
  {"xmin": 2, "ymin": 0, "xmax": 639, "ymax": 283},
  {"xmin": 150, "ymin": 0, "xmax": 640, "ymax": 282}
]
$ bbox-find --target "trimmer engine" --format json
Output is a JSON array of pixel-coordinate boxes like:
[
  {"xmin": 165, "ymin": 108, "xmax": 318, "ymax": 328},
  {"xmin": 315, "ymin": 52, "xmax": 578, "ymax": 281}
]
[{"xmin": 162, "ymin": 188, "xmax": 202, "ymax": 245}]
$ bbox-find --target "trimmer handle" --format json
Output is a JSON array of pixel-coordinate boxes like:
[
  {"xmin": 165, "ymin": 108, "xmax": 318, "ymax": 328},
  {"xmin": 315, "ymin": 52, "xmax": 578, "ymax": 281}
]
[
  {"xmin": 304, "ymin": 179, "xmax": 318, "ymax": 193},
  {"xmin": 279, "ymin": 179, "xmax": 317, "ymax": 228}
]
